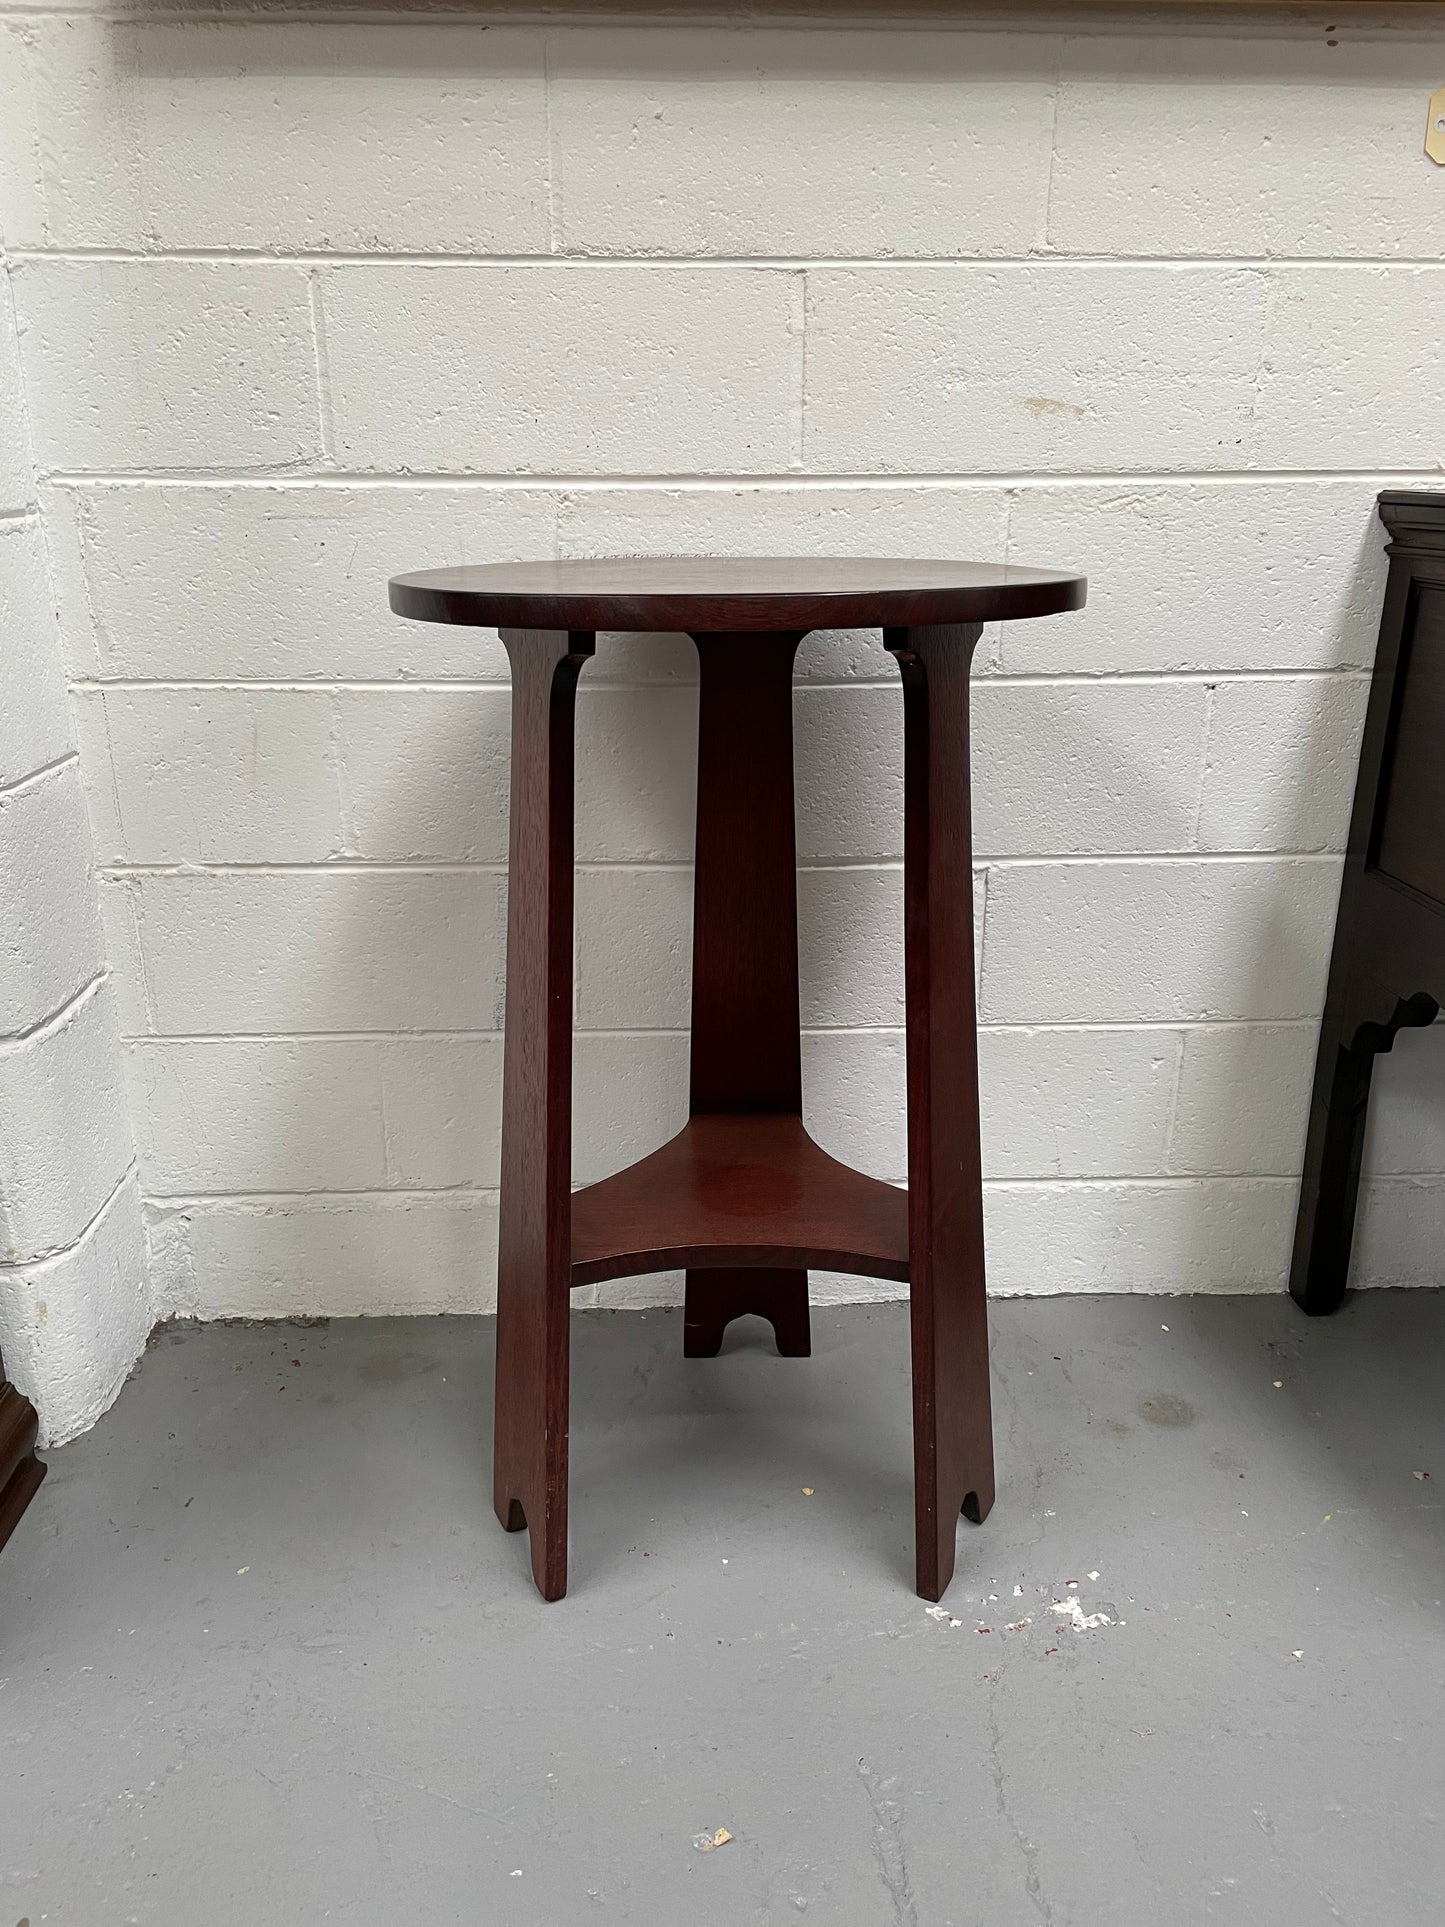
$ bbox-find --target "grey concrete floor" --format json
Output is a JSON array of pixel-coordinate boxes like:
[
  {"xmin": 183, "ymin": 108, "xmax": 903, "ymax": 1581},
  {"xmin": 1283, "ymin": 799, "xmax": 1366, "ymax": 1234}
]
[{"xmin": 5, "ymin": 1293, "xmax": 1445, "ymax": 1926}]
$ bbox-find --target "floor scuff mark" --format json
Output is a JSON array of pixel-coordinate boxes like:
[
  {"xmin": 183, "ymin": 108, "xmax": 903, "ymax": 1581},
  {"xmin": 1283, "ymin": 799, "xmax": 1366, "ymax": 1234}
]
[
  {"xmin": 857, "ymin": 1759, "xmax": 919, "ymax": 1927},
  {"xmin": 983, "ymin": 1648, "xmax": 1055, "ymax": 1926}
]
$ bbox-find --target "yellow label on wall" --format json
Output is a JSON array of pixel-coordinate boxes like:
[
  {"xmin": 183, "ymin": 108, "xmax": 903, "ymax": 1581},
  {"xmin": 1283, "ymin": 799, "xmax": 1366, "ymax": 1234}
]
[{"xmin": 1427, "ymin": 87, "xmax": 1445, "ymax": 165}]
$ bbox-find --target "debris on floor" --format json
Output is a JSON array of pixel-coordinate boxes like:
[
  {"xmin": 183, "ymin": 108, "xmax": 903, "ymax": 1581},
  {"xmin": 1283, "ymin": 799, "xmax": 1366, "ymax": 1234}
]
[
  {"xmin": 1053, "ymin": 1597, "xmax": 1117, "ymax": 1632},
  {"xmin": 693, "ymin": 1828, "xmax": 732, "ymax": 1852}
]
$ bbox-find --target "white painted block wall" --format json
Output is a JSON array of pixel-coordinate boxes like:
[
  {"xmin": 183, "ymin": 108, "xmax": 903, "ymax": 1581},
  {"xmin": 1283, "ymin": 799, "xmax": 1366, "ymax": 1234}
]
[
  {"xmin": 3, "ymin": 5, "xmax": 1445, "ymax": 1344},
  {"xmin": 0, "ymin": 281, "xmax": 150, "ymax": 1442}
]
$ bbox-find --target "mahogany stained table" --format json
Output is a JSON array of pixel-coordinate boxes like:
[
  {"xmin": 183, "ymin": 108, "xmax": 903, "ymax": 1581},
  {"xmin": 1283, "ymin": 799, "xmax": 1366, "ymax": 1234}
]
[{"xmin": 389, "ymin": 557, "xmax": 1086, "ymax": 1602}]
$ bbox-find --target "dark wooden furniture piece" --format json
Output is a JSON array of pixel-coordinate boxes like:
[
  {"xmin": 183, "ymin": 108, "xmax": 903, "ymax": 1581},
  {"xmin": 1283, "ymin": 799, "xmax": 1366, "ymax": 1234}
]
[
  {"xmin": 0, "ymin": 1343, "xmax": 45, "ymax": 1555},
  {"xmin": 1291, "ymin": 493, "xmax": 1445, "ymax": 1314},
  {"xmin": 389, "ymin": 557, "xmax": 1086, "ymax": 1600}
]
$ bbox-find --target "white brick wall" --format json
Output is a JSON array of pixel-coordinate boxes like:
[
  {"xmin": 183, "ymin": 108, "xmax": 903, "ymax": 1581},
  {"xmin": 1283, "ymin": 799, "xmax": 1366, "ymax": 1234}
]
[
  {"xmin": 2, "ymin": 6, "xmax": 1442, "ymax": 1332},
  {"xmin": 0, "ymin": 270, "xmax": 149, "ymax": 1441}
]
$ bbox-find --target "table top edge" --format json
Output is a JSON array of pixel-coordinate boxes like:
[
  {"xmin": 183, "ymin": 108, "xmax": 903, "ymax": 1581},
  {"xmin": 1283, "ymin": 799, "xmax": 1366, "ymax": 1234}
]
[{"xmin": 388, "ymin": 557, "xmax": 1087, "ymax": 630}]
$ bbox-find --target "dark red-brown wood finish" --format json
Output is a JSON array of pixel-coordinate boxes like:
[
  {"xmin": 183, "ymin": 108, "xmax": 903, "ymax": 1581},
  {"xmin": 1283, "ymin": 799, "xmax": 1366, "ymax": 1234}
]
[
  {"xmin": 492, "ymin": 627, "xmax": 593, "ymax": 1600},
  {"xmin": 685, "ymin": 632, "xmax": 811, "ymax": 1360},
  {"xmin": 0, "ymin": 1345, "xmax": 45, "ymax": 1557},
  {"xmin": 1290, "ymin": 494, "xmax": 1445, "ymax": 1314},
  {"xmin": 389, "ymin": 555, "xmax": 1085, "ymax": 636},
  {"xmin": 888, "ymin": 624, "xmax": 994, "ymax": 1597},
  {"xmin": 390, "ymin": 557, "xmax": 1086, "ymax": 1601}
]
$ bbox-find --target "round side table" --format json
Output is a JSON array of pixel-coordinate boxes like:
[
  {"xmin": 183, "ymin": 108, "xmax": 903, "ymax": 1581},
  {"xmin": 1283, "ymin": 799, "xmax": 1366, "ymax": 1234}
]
[{"xmin": 388, "ymin": 557, "xmax": 1086, "ymax": 1601}]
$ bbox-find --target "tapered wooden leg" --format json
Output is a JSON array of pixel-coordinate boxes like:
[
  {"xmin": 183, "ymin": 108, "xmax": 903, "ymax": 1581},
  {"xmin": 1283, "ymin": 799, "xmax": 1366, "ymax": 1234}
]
[
  {"xmin": 887, "ymin": 624, "xmax": 992, "ymax": 1603},
  {"xmin": 494, "ymin": 627, "xmax": 593, "ymax": 1600},
  {"xmin": 683, "ymin": 632, "xmax": 811, "ymax": 1359},
  {"xmin": 1290, "ymin": 973, "xmax": 1438, "ymax": 1316}
]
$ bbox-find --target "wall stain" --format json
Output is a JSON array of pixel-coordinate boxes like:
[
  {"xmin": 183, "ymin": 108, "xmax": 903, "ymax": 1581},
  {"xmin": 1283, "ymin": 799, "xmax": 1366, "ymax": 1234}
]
[{"xmin": 1015, "ymin": 394, "xmax": 1086, "ymax": 421}]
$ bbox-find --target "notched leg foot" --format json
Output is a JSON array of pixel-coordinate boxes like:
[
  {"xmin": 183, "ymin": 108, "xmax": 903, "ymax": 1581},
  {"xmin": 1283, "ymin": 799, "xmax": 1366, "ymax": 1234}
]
[
  {"xmin": 915, "ymin": 1536, "xmax": 957, "ymax": 1606},
  {"xmin": 495, "ymin": 1486, "xmax": 567, "ymax": 1598},
  {"xmin": 961, "ymin": 1475, "xmax": 994, "ymax": 1527},
  {"xmin": 916, "ymin": 1472, "xmax": 995, "ymax": 1602},
  {"xmin": 683, "ymin": 1268, "xmax": 811, "ymax": 1359},
  {"xmin": 532, "ymin": 1523, "xmax": 567, "ymax": 1603}
]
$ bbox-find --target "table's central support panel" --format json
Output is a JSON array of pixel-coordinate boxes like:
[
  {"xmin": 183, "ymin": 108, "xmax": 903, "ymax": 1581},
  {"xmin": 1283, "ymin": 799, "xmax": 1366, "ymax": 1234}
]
[{"xmin": 683, "ymin": 632, "xmax": 811, "ymax": 1357}]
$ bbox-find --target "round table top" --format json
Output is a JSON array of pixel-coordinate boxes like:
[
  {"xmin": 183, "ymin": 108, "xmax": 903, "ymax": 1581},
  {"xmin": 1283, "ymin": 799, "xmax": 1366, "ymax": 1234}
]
[{"xmin": 388, "ymin": 556, "xmax": 1085, "ymax": 634}]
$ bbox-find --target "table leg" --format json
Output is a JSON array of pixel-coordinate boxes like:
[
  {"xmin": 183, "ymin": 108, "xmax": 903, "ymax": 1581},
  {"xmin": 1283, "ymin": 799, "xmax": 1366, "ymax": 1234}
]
[
  {"xmin": 683, "ymin": 632, "xmax": 810, "ymax": 1358},
  {"xmin": 886, "ymin": 623, "xmax": 993, "ymax": 1602},
  {"xmin": 1290, "ymin": 967, "xmax": 1438, "ymax": 1316},
  {"xmin": 494, "ymin": 627, "xmax": 594, "ymax": 1600}
]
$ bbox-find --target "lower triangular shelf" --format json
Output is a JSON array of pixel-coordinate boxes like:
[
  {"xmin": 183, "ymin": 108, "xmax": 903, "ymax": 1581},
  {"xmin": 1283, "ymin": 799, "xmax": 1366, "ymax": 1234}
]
[{"xmin": 569, "ymin": 1113, "xmax": 910, "ymax": 1289}]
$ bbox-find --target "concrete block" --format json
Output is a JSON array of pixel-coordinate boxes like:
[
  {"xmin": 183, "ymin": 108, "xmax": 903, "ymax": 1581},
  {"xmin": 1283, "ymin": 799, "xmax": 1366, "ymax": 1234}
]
[
  {"xmin": 95, "ymin": 880, "xmax": 151, "ymax": 1036},
  {"xmin": 0, "ymin": 516, "xmax": 73, "ymax": 789},
  {"xmin": 800, "ymin": 868, "xmax": 904, "ymax": 1030},
  {"xmin": 1049, "ymin": 35, "xmax": 1444, "ymax": 260},
  {"xmin": 981, "ymin": 1025, "xmax": 1178, "ymax": 1180},
  {"xmin": 810, "ymin": 262, "xmax": 1445, "ymax": 477},
  {"xmin": 322, "ymin": 265, "xmax": 800, "ymax": 475},
  {"xmin": 6, "ymin": 19, "xmax": 548, "ymax": 253},
  {"xmin": 1253, "ymin": 268, "xmax": 1445, "ymax": 471},
  {"xmin": 0, "ymin": 279, "xmax": 34, "ymax": 511},
  {"xmin": 788, "ymin": 1026, "xmax": 1176, "ymax": 1185},
  {"xmin": 974, "ymin": 681, "xmax": 1208, "ymax": 857},
  {"xmin": 803, "ymin": 264, "xmax": 1268, "ymax": 474},
  {"xmin": 0, "ymin": 761, "xmax": 104, "ymax": 1034},
  {"xmin": 984, "ymin": 1176, "xmax": 1295, "ymax": 1296},
  {"xmin": 132, "ymin": 872, "xmax": 505, "ymax": 1035},
  {"xmin": 1364, "ymin": 1022, "xmax": 1445, "ymax": 1179},
  {"xmin": 551, "ymin": 27, "xmax": 1055, "ymax": 258},
  {"xmin": 979, "ymin": 857, "xmax": 1340, "ymax": 1025},
  {"xmin": 144, "ymin": 1190, "xmax": 499, "ymax": 1319},
  {"xmin": 0, "ymin": 1170, "xmax": 150, "ymax": 1446},
  {"xmin": 123, "ymin": 1038, "xmax": 388, "ymax": 1195},
  {"xmin": 794, "ymin": 687, "xmax": 904, "ymax": 865},
  {"xmin": 380, "ymin": 1035, "xmax": 505, "ymax": 1190},
  {"xmin": 48, "ymin": 483, "xmax": 556, "ymax": 682},
  {"xmin": 1354, "ymin": 1178, "xmax": 1445, "ymax": 1289},
  {"xmin": 802, "ymin": 1029, "xmax": 906, "ymax": 1181},
  {"xmin": 1196, "ymin": 676, "xmax": 1368, "ymax": 855},
  {"xmin": 337, "ymin": 690, "xmax": 511, "ymax": 864},
  {"xmin": 0, "ymin": 23, "xmax": 44, "ymax": 256},
  {"xmin": 575, "ymin": 866, "xmax": 693, "ymax": 1030},
  {"xmin": 73, "ymin": 689, "xmax": 342, "ymax": 865},
  {"xmin": 1003, "ymin": 480, "xmax": 1388, "ymax": 676},
  {"xmin": 1168, "ymin": 1023, "xmax": 1316, "ymax": 1177},
  {"xmin": 799, "ymin": 866, "xmax": 987, "ymax": 1027},
  {"xmin": 575, "ymin": 686, "xmax": 697, "ymax": 864},
  {"xmin": 573, "ymin": 1031, "xmax": 688, "ymax": 1186},
  {"xmin": 0, "ymin": 980, "xmax": 134, "ymax": 1263},
  {"xmin": 12, "ymin": 261, "xmax": 320, "ymax": 473}
]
